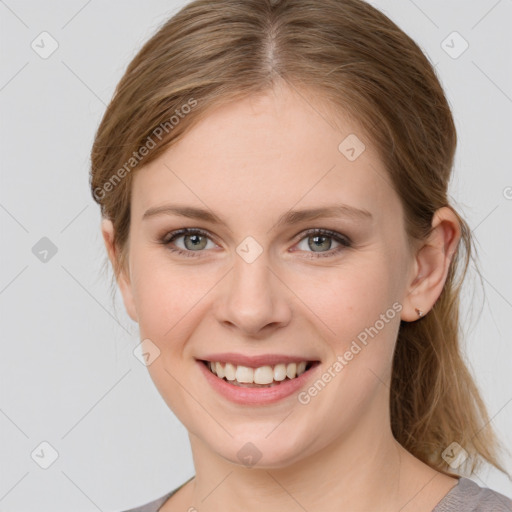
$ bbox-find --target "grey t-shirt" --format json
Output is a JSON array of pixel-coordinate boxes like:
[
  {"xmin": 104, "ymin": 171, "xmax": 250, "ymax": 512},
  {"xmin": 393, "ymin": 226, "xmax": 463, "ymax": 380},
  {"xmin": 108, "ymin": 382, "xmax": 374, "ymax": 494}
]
[{"xmin": 122, "ymin": 476, "xmax": 512, "ymax": 512}]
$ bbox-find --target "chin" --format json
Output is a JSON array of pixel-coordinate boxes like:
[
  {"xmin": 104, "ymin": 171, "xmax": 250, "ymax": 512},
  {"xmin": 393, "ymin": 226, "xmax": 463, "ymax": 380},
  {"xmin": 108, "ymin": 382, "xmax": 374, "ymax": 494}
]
[{"xmin": 209, "ymin": 429, "xmax": 318, "ymax": 470}]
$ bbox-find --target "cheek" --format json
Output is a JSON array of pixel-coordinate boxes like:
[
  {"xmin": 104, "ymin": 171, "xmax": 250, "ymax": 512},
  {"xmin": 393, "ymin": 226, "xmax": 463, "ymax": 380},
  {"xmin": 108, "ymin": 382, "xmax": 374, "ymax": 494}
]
[
  {"xmin": 288, "ymin": 254, "xmax": 401, "ymax": 352},
  {"xmin": 129, "ymin": 248, "xmax": 218, "ymax": 350},
  {"xmin": 129, "ymin": 248, "xmax": 179, "ymax": 340},
  {"xmin": 128, "ymin": 250, "xmax": 212, "ymax": 421},
  {"xmin": 293, "ymin": 258, "xmax": 402, "ymax": 438}
]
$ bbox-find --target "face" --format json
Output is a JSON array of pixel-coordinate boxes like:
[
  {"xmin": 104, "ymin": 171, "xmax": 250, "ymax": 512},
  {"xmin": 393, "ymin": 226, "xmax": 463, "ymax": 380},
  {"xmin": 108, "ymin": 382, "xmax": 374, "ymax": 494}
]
[{"xmin": 111, "ymin": 83, "xmax": 417, "ymax": 468}]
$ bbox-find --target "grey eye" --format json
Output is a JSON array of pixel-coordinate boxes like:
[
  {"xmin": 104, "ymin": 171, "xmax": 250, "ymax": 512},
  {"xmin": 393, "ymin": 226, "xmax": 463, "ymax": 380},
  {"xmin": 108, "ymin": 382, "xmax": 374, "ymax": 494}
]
[
  {"xmin": 182, "ymin": 233, "xmax": 209, "ymax": 250},
  {"xmin": 296, "ymin": 234, "xmax": 340, "ymax": 253},
  {"xmin": 307, "ymin": 235, "xmax": 333, "ymax": 252}
]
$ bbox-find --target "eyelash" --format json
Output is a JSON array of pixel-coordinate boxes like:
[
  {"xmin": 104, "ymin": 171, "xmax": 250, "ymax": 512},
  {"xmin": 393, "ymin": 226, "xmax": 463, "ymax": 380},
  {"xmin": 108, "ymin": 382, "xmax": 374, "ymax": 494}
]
[{"xmin": 159, "ymin": 228, "xmax": 352, "ymax": 259}]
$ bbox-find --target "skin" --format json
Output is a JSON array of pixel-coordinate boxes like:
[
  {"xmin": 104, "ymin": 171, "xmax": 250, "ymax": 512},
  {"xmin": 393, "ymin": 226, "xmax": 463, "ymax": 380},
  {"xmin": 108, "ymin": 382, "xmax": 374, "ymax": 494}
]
[{"xmin": 102, "ymin": 81, "xmax": 461, "ymax": 511}]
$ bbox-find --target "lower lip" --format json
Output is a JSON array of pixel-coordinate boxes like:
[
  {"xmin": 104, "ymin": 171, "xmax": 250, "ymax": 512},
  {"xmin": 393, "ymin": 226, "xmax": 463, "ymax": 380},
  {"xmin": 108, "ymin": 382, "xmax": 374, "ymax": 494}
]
[{"xmin": 197, "ymin": 360, "xmax": 319, "ymax": 405}]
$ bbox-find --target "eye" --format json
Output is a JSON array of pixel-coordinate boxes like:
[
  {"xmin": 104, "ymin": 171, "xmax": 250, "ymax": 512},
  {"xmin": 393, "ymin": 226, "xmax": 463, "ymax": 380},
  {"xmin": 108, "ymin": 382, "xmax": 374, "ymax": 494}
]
[
  {"xmin": 159, "ymin": 227, "xmax": 352, "ymax": 258},
  {"xmin": 160, "ymin": 228, "xmax": 218, "ymax": 257},
  {"xmin": 293, "ymin": 229, "xmax": 352, "ymax": 257}
]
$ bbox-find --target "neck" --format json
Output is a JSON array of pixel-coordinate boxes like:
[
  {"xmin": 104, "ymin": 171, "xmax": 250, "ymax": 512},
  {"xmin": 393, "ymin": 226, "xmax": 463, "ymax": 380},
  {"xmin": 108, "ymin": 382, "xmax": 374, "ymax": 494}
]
[{"xmin": 187, "ymin": 411, "xmax": 404, "ymax": 511}]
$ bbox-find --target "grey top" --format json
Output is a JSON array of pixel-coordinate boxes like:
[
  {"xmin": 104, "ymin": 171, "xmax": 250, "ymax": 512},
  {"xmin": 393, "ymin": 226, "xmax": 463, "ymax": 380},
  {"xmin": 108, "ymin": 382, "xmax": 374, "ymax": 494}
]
[{"xmin": 122, "ymin": 476, "xmax": 512, "ymax": 512}]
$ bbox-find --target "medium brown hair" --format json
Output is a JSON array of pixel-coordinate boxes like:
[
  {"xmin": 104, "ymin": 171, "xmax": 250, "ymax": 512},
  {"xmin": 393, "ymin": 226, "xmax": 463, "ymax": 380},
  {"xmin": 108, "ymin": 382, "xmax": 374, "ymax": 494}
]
[{"xmin": 90, "ymin": 0, "xmax": 509, "ymax": 477}]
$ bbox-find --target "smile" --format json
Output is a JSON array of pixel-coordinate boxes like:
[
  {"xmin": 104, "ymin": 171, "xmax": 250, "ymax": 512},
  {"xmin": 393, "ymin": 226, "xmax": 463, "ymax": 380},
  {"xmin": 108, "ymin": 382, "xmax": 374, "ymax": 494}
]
[
  {"xmin": 203, "ymin": 360, "xmax": 314, "ymax": 387},
  {"xmin": 196, "ymin": 352, "xmax": 321, "ymax": 404}
]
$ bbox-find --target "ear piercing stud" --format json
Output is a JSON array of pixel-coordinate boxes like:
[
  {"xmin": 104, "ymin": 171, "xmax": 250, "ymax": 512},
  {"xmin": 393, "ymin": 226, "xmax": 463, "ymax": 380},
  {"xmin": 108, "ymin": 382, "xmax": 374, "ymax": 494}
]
[{"xmin": 415, "ymin": 308, "xmax": 424, "ymax": 318}]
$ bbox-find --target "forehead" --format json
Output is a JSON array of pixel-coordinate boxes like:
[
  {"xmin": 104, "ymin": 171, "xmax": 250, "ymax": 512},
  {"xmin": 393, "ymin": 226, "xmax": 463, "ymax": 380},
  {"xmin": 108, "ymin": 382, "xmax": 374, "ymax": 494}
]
[{"xmin": 131, "ymin": 84, "xmax": 399, "ymax": 225}]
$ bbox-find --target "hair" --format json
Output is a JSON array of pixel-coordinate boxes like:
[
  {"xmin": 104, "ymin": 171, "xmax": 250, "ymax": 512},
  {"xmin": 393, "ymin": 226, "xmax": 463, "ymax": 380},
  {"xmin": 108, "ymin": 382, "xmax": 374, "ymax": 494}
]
[{"xmin": 90, "ymin": 0, "xmax": 510, "ymax": 479}]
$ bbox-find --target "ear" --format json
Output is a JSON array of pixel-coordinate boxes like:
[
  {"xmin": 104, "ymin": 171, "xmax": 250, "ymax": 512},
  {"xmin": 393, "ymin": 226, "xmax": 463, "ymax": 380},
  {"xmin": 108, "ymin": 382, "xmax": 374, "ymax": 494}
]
[
  {"xmin": 401, "ymin": 206, "xmax": 461, "ymax": 322},
  {"xmin": 101, "ymin": 218, "xmax": 138, "ymax": 323}
]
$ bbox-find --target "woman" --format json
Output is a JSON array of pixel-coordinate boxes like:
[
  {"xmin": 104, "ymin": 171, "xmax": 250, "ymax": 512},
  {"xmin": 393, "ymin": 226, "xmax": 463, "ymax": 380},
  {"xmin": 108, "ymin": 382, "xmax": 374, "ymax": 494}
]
[{"xmin": 90, "ymin": 0, "xmax": 512, "ymax": 510}]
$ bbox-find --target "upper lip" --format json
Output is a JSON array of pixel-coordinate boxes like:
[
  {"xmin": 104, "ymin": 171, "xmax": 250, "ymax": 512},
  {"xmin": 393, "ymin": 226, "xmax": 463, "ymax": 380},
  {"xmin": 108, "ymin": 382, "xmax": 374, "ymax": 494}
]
[{"xmin": 198, "ymin": 353, "xmax": 319, "ymax": 368}]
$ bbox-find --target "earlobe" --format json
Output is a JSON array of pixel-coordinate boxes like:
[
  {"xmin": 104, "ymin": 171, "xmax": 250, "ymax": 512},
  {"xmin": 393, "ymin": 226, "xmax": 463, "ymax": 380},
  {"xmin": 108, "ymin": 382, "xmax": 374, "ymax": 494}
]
[
  {"xmin": 401, "ymin": 207, "xmax": 461, "ymax": 322},
  {"xmin": 100, "ymin": 218, "xmax": 139, "ymax": 323}
]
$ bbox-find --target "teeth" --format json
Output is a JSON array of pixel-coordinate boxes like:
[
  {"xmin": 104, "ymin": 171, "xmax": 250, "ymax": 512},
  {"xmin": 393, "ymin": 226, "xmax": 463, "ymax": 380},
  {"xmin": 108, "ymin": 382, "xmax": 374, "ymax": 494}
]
[
  {"xmin": 254, "ymin": 366, "xmax": 274, "ymax": 385},
  {"xmin": 235, "ymin": 365, "xmax": 254, "ymax": 383},
  {"xmin": 215, "ymin": 361, "xmax": 225, "ymax": 379},
  {"xmin": 273, "ymin": 363, "xmax": 287, "ymax": 381},
  {"xmin": 224, "ymin": 362, "xmax": 236, "ymax": 381},
  {"xmin": 205, "ymin": 360, "xmax": 312, "ymax": 385},
  {"xmin": 286, "ymin": 362, "xmax": 297, "ymax": 379}
]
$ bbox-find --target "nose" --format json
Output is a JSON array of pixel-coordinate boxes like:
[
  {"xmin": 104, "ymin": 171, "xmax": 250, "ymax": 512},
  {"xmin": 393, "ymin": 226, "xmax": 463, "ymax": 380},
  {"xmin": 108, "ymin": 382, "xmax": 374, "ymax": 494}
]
[{"xmin": 213, "ymin": 251, "xmax": 292, "ymax": 338}]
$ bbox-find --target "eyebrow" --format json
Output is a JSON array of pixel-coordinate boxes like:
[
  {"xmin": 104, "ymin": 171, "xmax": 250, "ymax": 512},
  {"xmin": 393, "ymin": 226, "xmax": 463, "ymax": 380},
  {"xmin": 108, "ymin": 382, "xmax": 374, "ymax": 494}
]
[{"xmin": 142, "ymin": 203, "xmax": 373, "ymax": 227}]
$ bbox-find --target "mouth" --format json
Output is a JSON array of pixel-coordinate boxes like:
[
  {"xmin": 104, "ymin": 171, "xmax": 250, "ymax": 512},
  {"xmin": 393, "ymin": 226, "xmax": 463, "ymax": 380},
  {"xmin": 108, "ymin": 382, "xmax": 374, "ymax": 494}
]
[{"xmin": 200, "ymin": 360, "xmax": 320, "ymax": 388}]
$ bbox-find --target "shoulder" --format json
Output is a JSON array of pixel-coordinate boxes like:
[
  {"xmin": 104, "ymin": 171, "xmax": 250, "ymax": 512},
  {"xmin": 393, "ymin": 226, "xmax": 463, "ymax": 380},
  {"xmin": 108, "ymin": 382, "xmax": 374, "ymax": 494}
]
[
  {"xmin": 120, "ymin": 476, "xmax": 195, "ymax": 512},
  {"xmin": 433, "ymin": 477, "xmax": 512, "ymax": 512},
  {"xmin": 121, "ymin": 476, "xmax": 194, "ymax": 512},
  {"xmin": 120, "ymin": 489, "xmax": 176, "ymax": 512}
]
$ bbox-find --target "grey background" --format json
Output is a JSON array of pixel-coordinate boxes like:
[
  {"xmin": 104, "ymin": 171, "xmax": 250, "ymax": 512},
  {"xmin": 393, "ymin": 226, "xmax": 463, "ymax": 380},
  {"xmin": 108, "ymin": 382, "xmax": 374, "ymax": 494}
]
[{"xmin": 0, "ymin": 0, "xmax": 511, "ymax": 510}]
